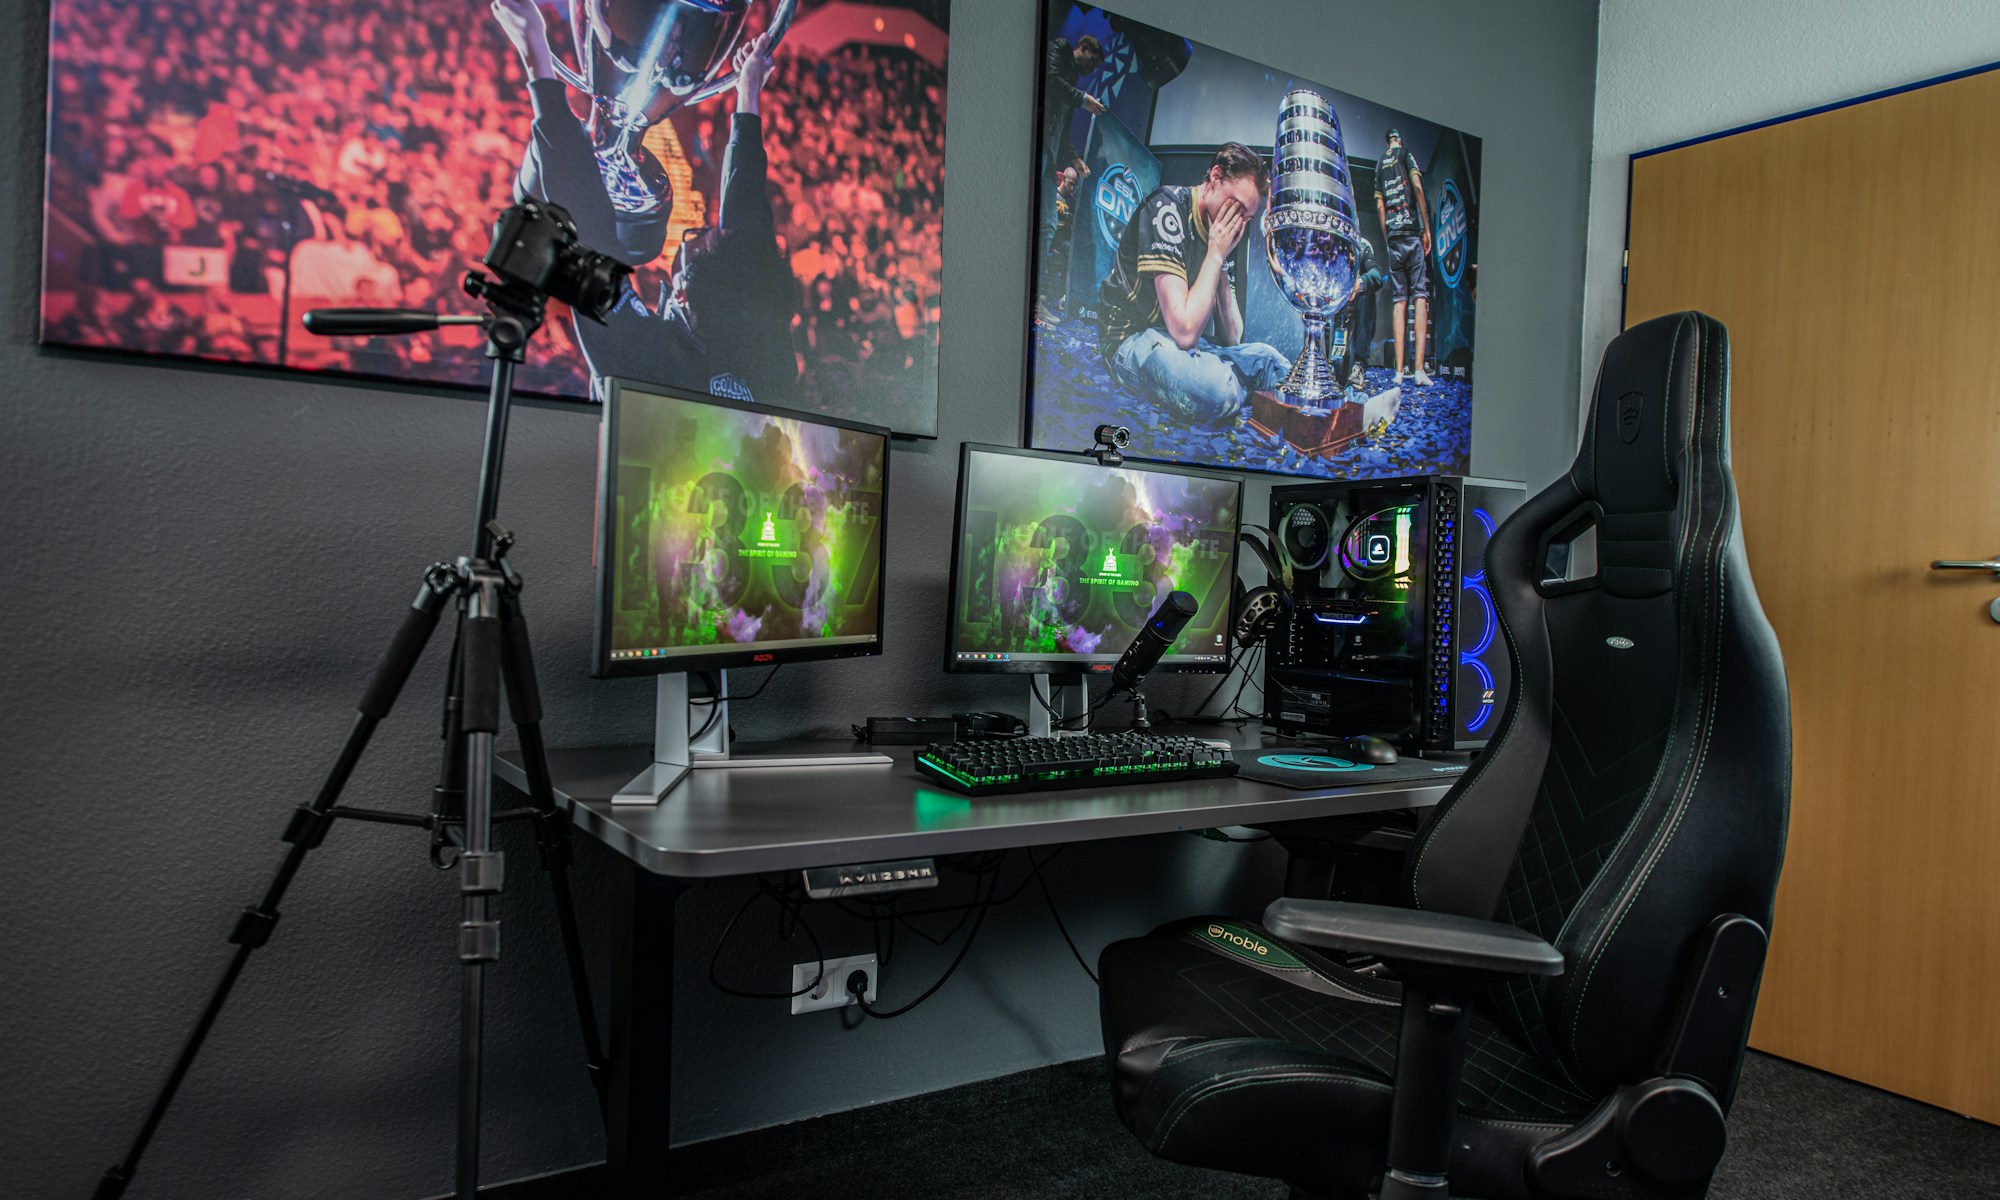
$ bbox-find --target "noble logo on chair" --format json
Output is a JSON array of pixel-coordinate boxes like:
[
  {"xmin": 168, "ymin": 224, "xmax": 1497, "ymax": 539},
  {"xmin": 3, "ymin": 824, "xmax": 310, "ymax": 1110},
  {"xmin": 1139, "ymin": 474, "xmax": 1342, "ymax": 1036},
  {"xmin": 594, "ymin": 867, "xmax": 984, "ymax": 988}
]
[{"xmin": 1097, "ymin": 313, "xmax": 1792, "ymax": 1199}]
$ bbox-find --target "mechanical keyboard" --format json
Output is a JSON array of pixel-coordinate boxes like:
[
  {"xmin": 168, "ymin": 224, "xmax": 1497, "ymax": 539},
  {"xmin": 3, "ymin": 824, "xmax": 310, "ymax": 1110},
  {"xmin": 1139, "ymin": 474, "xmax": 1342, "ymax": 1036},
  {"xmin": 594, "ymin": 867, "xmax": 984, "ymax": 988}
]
[{"xmin": 914, "ymin": 733, "xmax": 1239, "ymax": 797}]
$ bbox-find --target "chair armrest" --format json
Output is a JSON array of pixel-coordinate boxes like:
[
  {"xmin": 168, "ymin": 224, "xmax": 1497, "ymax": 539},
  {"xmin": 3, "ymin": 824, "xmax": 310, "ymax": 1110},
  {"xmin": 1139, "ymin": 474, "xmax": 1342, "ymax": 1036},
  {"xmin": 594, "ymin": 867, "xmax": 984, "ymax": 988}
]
[{"xmin": 1263, "ymin": 898, "xmax": 1563, "ymax": 982}]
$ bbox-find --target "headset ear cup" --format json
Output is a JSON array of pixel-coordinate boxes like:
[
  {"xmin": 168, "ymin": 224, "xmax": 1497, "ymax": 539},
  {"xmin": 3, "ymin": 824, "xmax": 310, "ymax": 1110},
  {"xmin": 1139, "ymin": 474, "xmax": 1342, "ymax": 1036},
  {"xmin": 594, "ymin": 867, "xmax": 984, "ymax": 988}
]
[{"xmin": 1235, "ymin": 586, "xmax": 1280, "ymax": 648}]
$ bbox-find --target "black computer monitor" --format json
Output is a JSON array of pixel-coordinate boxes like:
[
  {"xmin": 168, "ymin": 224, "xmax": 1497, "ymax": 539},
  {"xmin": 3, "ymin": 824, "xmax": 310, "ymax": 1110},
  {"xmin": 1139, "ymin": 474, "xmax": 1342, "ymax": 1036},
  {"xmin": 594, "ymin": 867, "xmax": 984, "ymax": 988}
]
[
  {"xmin": 943, "ymin": 445, "xmax": 1242, "ymax": 680},
  {"xmin": 594, "ymin": 378, "xmax": 889, "ymax": 677},
  {"xmin": 593, "ymin": 378, "xmax": 892, "ymax": 799}
]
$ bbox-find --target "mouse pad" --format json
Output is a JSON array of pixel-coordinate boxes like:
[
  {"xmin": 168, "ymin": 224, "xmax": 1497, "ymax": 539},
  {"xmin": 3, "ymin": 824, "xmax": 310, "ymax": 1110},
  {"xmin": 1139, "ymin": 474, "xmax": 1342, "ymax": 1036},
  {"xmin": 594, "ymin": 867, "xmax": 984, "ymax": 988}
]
[{"xmin": 1232, "ymin": 748, "xmax": 1470, "ymax": 790}]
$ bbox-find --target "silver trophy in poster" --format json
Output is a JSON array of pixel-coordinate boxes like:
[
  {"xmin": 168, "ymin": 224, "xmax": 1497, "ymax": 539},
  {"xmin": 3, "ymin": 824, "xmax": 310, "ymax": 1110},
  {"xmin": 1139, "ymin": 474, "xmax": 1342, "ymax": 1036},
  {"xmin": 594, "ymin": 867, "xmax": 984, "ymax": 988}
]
[
  {"xmin": 548, "ymin": 0, "xmax": 797, "ymax": 262},
  {"xmin": 1263, "ymin": 88, "xmax": 1360, "ymax": 409}
]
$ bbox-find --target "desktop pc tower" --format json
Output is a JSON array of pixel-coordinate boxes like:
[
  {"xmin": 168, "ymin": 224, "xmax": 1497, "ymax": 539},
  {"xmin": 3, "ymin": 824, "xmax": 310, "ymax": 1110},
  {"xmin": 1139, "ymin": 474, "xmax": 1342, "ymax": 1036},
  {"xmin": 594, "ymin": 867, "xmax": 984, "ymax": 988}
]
[{"xmin": 1262, "ymin": 475, "xmax": 1525, "ymax": 752}]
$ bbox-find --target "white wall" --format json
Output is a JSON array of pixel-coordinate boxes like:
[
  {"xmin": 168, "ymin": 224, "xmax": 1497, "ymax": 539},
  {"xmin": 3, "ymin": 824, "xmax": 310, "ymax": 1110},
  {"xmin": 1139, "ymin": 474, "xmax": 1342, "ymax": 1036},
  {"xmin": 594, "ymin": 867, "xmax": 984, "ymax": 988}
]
[{"xmin": 1581, "ymin": 0, "xmax": 2000, "ymax": 414}]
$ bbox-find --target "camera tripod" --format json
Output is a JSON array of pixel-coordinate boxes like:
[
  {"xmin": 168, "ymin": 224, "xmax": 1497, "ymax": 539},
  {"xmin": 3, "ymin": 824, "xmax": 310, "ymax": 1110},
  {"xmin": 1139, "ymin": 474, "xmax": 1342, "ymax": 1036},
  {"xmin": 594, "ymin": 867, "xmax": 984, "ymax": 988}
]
[{"xmin": 96, "ymin": 272, "xmax": 605, "ymax": 1200}]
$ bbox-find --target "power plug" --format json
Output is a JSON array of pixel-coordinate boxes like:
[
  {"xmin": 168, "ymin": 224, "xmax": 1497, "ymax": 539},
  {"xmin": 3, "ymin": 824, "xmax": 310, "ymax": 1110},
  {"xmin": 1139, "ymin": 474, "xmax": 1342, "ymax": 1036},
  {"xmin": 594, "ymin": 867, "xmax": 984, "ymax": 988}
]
[{"xmin": 790, "ymin": 954, "xmax": 877, "ymax": 1015}]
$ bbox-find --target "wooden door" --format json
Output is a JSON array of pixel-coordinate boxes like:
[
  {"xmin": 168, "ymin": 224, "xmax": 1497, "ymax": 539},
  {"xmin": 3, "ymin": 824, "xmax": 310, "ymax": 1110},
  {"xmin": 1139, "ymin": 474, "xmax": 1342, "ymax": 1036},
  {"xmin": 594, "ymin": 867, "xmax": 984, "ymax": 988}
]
[{"xmin": 1624, "ymin": 66, "xmax": 2000, "ymax": 1122}]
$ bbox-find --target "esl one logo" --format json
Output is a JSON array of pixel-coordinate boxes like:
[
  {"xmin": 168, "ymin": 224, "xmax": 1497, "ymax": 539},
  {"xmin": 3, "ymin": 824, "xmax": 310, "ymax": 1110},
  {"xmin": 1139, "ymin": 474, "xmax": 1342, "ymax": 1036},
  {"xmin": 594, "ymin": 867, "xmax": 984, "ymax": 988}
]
[
  {"xmin": 1207, "ymin": 924, "xmax": 1271, "ymax": 957},
  {"xmin": 1436, "ymin": 178, "xmax": 1469, "ymax": 289},
  {"xmin": 1096, "ymin": 163, "xmax": 1141, "ymax": 246}
]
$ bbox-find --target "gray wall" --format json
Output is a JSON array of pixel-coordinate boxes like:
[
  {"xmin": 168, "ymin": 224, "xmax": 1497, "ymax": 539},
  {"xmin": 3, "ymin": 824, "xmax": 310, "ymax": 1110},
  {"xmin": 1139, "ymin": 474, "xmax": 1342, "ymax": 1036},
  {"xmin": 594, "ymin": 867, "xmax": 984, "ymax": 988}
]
[
  {"xmin": 0, "ymin": 1, "xmax": 1597, "ymax": 1196},
  {"xmin": 1580, "ymin": 0, "xmax": 2000, "ymax": 417}
]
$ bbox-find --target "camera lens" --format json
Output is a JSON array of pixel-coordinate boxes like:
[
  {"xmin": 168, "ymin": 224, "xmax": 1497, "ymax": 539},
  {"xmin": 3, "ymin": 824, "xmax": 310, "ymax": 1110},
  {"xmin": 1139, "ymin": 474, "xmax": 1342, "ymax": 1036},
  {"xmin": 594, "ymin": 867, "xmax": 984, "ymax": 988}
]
[{"xmin": 556, "ymin": 246, "xmax": 629, "ymax": 323}]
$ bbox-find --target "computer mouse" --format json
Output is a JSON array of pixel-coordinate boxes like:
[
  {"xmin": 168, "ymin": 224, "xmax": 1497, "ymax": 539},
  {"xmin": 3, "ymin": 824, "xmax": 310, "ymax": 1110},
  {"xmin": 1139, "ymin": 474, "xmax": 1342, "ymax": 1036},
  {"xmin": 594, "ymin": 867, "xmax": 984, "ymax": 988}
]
[{"xmin": 1331, "ymin": 735, "xmax": 1399, "ymax": 765}]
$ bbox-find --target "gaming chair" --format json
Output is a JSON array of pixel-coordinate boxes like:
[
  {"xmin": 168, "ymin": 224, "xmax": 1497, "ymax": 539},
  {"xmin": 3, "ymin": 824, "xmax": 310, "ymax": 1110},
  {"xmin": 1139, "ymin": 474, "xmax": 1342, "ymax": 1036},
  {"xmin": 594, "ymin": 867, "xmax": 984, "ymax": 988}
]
[{"xmin": 1096, "ymin": 312, "xmax": 1790, "ymax": 1199}]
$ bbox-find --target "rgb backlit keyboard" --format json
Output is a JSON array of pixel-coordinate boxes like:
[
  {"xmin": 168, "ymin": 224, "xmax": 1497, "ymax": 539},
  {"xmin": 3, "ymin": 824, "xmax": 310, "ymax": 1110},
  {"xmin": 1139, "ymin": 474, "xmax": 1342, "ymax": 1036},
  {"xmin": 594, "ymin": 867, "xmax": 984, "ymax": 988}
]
[{"xmin": 914, "ymin": 733, "xmax": 1238, "ymax": 797}]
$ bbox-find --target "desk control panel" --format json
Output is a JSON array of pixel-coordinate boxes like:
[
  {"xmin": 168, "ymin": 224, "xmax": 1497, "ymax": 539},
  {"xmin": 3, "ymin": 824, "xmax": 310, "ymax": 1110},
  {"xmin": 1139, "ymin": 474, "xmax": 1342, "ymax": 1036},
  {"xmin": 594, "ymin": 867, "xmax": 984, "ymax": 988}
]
[{"xmin": 801, "ymin": 858, "xmax": 941, "ymax": 899}]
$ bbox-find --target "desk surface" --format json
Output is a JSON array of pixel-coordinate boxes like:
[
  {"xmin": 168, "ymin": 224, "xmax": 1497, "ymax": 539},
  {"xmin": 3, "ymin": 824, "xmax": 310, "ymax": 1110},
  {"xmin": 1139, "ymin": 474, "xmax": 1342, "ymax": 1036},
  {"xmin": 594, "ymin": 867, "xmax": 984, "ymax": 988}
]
[{"xmin": 496, "ymin": 725, "xmax": 1456, "ymax": 878}]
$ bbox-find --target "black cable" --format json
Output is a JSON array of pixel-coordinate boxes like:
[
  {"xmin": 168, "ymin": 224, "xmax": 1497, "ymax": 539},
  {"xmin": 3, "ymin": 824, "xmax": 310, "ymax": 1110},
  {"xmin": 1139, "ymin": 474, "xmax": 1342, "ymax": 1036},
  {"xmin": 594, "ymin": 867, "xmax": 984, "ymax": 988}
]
[
  {"xmin": 1029, "ymin": 676, "xmax": 1126, "ymax": 729},
  {"xmin": 867, "ymin": 897, "xmax": 887, "ymax": 966},
  {"xmin": 1179, "ymin": 644, "xmax": 1251, "ymax": 722},
  {"xmin": 855, "ymin": 895, "xmax": 975, "ymax": 948},
  {"xmin": 725, "ymin": 662, "xmax": 784, "ymax": 702},
  {"xmin": 851, "ymin": 858, "xmax": 1002, "ymax": 1019},
  {"xmin": 689, "ymin": 664, "xmax": 781, "ymax": 745},
  {"xmin": 1223, "ymin": 646, "xmax": 1263, "ymax": 720},
  {"xmin": 711, "ymin": 850, "xmax": 1081, "ymax": 1014},
  {"xmin": 687, "ymin": 670, "xmax": 725, "ymax": 742},
  {"xmin": 885, "ymin": 899, "xmax": 899, "ymax": 964},
  {"xmin": 1029, "ymin": 676, "xmax": 1090, "ymax": 731},
  {"xmin": 708, "ymin": 883, "xmax": 826, "ymax": 1001},
  {"xmin": 1030, "ymin": 850, "xmax": 1098, "ymax": 985}
]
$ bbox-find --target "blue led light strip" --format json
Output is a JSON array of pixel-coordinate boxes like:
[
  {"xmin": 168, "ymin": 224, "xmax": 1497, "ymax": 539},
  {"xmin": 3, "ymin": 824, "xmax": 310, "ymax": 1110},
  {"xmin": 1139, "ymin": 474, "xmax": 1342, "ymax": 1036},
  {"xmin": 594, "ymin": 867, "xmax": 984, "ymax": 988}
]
[{"xmin": 1459, "ymin": 508, "xmax": 1501, "ymax": 736}]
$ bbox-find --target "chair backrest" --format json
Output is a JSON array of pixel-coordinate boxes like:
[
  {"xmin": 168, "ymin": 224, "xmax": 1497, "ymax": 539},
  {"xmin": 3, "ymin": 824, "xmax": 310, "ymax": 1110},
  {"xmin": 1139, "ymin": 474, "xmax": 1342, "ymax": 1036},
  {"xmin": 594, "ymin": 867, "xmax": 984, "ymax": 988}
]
[{"xmin": 1402, "ymin": 312, "xmax": 1791, "ymax": 1099}]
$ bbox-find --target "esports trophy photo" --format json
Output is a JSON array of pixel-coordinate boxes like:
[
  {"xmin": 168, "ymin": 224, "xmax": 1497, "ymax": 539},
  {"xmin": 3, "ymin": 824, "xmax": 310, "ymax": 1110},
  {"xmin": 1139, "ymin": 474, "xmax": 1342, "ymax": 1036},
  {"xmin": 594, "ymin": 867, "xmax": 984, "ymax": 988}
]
[
  {"xmin": 1248, "ymin": 88, "xmax": 1397, "ymax": 458},
  {"xmin": 536, "ymin": 0, "xmax": 797, "ymax": 262},
  {"xmin": 1026, "ymin": 1, "xmax": 1478, "ymax": 482}
]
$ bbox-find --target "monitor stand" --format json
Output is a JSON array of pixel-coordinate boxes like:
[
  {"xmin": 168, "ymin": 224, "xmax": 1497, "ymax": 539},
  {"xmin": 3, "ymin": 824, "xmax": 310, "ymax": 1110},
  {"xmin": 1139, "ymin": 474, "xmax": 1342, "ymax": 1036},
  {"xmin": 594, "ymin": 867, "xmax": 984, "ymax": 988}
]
[
  {"xmin": 613, "ymin": 672, "xmax": 892, "ymax": 805},
  {"xmin": 1027, "ymin": 672, "xmax": 1091, "ymax": 738}
]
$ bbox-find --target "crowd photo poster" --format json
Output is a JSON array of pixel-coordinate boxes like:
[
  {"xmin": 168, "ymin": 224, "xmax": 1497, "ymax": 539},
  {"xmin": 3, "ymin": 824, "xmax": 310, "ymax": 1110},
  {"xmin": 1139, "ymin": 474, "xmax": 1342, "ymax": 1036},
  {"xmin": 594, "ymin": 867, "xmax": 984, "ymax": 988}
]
[{"xmin": 40, "ymin": 0, "xmax": 952, "ymax": 436}]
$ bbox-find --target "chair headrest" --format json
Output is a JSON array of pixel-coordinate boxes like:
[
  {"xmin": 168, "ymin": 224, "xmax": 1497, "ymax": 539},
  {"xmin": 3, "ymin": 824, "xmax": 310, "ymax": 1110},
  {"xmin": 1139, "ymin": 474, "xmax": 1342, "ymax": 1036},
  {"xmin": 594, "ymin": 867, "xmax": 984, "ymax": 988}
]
[
  {"xmin": 1577, "ymin": 312, "xmax": 1725, "ymax": 514},
  {"xmin": 1571, "ymin": 312, "xmax": 1728, "ymax": 598}
]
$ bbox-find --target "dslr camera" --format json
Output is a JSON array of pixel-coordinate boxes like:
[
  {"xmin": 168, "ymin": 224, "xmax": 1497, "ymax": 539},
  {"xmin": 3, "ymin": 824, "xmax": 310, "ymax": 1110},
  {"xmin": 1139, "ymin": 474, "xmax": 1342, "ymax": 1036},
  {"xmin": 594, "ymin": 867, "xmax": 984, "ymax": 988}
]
[{"xmin": 482, "ymin": 202, "xmax": 631, "ymax": 323}]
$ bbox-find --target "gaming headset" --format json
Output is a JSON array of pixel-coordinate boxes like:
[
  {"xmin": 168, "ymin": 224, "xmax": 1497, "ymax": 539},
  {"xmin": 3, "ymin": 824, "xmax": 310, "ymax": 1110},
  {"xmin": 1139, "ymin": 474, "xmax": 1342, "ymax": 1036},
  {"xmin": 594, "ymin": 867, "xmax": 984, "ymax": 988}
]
[
  {"xmin": 1234, "ymin": 526, "xmax": 1289, "ymax": 648},
  {"xmin": 1234, "ymin": 500, "xmax": 1341, "ymax": 648}
]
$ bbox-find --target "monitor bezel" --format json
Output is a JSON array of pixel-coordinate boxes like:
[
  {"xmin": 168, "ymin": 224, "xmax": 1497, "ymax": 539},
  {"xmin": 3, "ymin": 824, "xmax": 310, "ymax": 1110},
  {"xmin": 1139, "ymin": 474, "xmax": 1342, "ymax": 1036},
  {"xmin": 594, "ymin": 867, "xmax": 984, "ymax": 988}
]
[
  {"xmin": 941, "ymin": 442, "xmax": 1244, "ymax": 677},
  {"xmin": 592, "ymin": 376, "xmax": 892, "ymax": 680}
]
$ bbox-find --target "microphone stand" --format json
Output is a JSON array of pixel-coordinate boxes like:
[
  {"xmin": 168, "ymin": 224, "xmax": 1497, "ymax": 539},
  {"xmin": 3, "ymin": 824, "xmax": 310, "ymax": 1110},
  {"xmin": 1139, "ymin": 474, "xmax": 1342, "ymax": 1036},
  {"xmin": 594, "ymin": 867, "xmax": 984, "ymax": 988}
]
[
  {"xmin": 1105, "ymin": 591, "xmax": 1199, "ymax": 732},
  {"xmin": 1127, "ymin": 686, "xmax": 1155, "ymax": 731},
  {"xmin": 94, "ymin": 273, "xmax": 607, "ymax": 1200}
]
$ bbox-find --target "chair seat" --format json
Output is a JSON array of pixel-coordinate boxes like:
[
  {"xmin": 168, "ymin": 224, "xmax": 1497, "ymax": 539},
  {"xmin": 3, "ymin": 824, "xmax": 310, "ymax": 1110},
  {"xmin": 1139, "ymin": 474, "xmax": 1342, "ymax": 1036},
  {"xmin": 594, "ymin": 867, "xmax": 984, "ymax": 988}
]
[{"xmin": 1099, "ymin": 917, "xmax": 1596, "ymax": 1197}]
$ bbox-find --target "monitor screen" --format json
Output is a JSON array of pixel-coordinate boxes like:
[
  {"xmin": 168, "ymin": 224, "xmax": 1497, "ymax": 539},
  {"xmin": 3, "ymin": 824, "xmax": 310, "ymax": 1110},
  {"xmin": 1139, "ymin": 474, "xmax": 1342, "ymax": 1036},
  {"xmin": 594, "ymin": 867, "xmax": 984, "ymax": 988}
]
[
  {"xmin": 594, "ymin": 379, "xmax": 888, "ymax": 677},
  {"xmin": 945, "ymin": 445, "xmax": 1241, "ymax": 674}
]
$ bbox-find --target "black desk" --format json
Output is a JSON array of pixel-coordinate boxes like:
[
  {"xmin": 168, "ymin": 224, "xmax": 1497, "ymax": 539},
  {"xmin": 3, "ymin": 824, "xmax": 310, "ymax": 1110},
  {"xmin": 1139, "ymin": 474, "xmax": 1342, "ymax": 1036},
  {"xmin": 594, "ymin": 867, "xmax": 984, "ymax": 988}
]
[{"xmin": 496, "ymin": 726, "xmax": 1451, "ymax": 1196}]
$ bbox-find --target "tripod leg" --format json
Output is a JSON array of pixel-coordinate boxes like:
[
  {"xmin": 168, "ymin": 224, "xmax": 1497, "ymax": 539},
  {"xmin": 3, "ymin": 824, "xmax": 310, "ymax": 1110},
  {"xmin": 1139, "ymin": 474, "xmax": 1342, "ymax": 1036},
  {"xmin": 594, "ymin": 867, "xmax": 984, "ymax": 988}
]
[
  {"xmin": 499, "ymin": 593, "xmax": 609, "ymax": 1110},
  {"xmin": 94, "ymin": 577, "xmax": 451, "ymax": 1200},
  {"xmin": 455, "ymin": 593, "xmax": 507, "ymax": 1200},
  {"xmin": 429, "ymin": 615, "xmax": 468, "ymax": 865}
]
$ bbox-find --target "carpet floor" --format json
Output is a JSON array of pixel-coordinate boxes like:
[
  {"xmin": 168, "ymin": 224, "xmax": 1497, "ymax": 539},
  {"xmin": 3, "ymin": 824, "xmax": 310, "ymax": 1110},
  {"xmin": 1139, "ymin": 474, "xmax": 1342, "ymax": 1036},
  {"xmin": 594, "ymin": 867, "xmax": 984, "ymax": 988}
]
[{"xmin": 481, "ymin": 1050, "xmax": 2000, "ymax": 1198}]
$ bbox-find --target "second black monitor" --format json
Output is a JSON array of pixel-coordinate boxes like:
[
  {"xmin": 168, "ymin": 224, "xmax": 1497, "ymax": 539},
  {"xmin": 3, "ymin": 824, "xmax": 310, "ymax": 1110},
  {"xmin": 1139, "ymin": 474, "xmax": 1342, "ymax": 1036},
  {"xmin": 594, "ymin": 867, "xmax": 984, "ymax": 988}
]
[{"xmin": 946, "ymin": 445, "xmax": 1241, "ymax": 675}]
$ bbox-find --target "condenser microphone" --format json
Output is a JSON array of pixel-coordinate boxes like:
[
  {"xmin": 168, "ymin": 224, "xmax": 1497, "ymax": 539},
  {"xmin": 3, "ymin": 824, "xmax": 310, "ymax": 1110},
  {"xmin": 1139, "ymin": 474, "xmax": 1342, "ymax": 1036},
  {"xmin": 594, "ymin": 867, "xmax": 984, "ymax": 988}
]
[{"xmin": 1110, "ymin": 591, "xmax": 1199, "ymax": 692}]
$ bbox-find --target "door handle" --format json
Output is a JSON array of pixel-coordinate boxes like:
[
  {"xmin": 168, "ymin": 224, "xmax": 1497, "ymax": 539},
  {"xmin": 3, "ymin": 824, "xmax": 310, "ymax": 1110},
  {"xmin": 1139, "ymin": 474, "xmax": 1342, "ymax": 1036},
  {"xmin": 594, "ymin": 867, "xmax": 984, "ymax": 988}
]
[
  {"xmin": 1929, "ymin": 557, "xmax": 2000, "ymax": 575},
  {"xmin": 1930, "ymin": 556, "xmax": 2000, "ymax": 622}
]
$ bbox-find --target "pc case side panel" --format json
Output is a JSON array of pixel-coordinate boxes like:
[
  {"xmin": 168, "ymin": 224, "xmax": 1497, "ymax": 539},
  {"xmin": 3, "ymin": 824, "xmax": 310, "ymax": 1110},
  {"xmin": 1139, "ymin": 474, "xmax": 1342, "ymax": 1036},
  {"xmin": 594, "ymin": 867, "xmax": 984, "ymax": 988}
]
[
  {"xmin": 1448, "ymin": 480, "xmax": 1527, "ymax": 749},
  {"xmin": 1263, "ymin": 478, "xmax": 1428, "ymax": 744}
]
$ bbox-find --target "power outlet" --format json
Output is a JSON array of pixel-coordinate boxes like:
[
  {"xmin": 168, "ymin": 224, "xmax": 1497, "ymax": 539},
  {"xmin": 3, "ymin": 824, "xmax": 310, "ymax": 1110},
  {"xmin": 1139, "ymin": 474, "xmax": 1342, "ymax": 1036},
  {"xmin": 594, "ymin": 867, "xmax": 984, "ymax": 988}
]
[{"xmin": 790, "ymin": 954, "xmax": 877, "ymax": 1015}]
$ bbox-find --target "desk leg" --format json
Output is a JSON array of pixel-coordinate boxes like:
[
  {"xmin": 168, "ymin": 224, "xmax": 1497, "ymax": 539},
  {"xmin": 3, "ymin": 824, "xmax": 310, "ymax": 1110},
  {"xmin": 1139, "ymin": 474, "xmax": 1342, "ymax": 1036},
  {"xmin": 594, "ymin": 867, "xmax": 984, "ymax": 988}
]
[{"xmin": 607, "ymin": 860, "xmax": 684, "ymax": 1198}]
